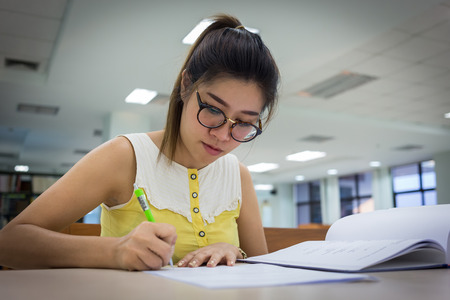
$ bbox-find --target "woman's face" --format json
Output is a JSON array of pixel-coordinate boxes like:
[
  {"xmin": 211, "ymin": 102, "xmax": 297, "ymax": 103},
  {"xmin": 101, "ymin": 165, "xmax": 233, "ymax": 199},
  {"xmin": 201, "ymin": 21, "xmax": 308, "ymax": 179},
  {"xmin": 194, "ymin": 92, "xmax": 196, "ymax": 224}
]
[{"xmin": 176, "ymin": 76, "xmax": 265, "ymax": 169}]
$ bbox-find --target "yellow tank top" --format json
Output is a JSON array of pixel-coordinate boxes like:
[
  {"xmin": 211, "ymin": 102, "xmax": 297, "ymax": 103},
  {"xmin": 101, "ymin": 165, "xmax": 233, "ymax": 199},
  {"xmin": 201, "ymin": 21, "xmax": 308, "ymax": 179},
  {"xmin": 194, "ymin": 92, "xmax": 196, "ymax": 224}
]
[{"xmin": 100, "ymin": 133, "xmax": 242, "ymax": 263}]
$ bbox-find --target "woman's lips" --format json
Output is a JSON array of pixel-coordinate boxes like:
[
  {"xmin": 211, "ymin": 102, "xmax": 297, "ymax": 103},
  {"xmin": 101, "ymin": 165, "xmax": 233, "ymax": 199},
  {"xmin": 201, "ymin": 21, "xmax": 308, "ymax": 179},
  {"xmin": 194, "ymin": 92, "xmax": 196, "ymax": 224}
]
[{"xmin": 202, "ymin": 142, "xmax": 223, "ymax": 156}]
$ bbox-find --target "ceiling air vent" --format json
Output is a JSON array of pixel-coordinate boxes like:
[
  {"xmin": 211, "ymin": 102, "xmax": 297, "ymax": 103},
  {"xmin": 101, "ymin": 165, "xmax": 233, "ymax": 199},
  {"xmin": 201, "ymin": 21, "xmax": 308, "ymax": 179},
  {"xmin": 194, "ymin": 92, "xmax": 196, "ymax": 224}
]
[
  {"xmin": 393, "ymin": 144, "xmax": 423, "ymax": 151},
  {"xmin": 17, "ymin": 104, "xmax": 59, "ymax": 115},
  {"xmin": 299, "ymin": 71, "xmax": 377, "ymax": 99},
  {"xmin": 74, "ymin": 149, "xmax": 91, "ymax": 155},
  {"xmin": 5, "ymin": 58, "xmax": 40, "ymax": 71},
  {"xmin": 0, "ymin": 152, "xmax": 19, "ymax": 159},
  {"xmin": 299, "ymin": 134, "xmax": 334, "ymax": 143}
]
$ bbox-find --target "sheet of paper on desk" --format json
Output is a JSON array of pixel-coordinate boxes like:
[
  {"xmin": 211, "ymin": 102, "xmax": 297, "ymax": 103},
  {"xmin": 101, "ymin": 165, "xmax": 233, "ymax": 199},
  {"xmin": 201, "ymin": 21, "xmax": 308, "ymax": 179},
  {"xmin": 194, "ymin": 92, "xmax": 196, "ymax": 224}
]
[{"xmin": 144, "ymin": 264, "xmax": 374, "ymax": 289}]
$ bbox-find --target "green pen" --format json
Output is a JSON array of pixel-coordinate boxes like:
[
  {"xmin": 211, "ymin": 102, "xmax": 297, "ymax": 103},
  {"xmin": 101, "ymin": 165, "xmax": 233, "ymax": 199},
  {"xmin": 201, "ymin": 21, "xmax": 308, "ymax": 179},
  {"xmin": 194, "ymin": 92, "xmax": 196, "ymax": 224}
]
[
  {"xmin": 134, "ymin": 183, "xmax": 156, "ymax": 222},
  {"xmin": 133, "ymin": 183, "xmax": 173, "ymax": 267}
]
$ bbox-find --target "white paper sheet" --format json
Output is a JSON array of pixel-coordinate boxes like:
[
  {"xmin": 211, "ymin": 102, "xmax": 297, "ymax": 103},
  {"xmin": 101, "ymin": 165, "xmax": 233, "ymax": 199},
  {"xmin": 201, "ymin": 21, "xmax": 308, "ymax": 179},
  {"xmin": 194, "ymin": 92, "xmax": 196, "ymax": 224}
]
[{"xmin": 144, "ymin": 264, "xmax": 373, "ymax": 289}]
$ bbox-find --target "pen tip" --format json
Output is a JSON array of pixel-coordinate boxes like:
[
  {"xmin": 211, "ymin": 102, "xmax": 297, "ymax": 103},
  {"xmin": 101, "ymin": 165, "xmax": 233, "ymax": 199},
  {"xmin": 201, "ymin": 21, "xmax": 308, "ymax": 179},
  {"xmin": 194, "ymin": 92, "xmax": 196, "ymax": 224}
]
[{"xmin": 133, "ymin": 183, "xmax": 139, "ymax": 190}]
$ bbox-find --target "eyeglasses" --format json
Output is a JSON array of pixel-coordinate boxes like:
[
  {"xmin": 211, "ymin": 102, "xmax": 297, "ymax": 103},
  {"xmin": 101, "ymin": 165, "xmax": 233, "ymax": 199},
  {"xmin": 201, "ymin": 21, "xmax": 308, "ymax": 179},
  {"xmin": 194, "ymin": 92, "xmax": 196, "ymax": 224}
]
[{"xmin": 196, "ymin": 91, "xmax": 262, "ymax": 143}]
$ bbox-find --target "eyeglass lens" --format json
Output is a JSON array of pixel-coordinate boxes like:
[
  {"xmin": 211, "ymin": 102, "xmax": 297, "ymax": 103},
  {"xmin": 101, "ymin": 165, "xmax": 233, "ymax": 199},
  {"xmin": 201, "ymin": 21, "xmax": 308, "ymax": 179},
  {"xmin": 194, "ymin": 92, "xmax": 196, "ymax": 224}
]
[{"xmin": 198, "ymin": 106, "xmax": 258, "ymax": 142}]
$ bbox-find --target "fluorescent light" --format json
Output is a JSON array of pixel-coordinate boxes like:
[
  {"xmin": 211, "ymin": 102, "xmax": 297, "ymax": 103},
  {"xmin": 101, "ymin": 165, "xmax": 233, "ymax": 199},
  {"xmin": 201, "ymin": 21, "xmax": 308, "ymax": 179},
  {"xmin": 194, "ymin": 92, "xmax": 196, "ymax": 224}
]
[
  {"xmin": 182, "ymin": 19, "xmax": 260, "ymax": 45},
  {"xmin": 247, "ymin": 163, "xmax": 279, "ymax": 173},
  {"xmin": 422, "ymin": 160, "xmax": 435, "ymax": 168},
  {"xmin": 15, "ymin": 165, "xmax": 29, "ymax": 172},
  {"xmin": 254, "ymin": 184, "xmax": 274, "ymax": 191},
  {"xmin": 183, "ymin": 19, "xmax": 212, "ymax": 45},
  {"xmin": 370, "ymin": 161, "xmax": 381, "ymax": 167},
  {"xmin": 327, "ymin": 169, "xmax": 338, "ymax": 175},
  {"xmin": 286, "ymin": 151, "xmax": 326, "ymax": 162},
  {"xmin": 445, "ymin": 112, "xmax": 450, "ymax": 119},
  {"xmin": 125, "ymin": 89, "xmax": 157, "ymax": 105},
  {"xmin": 295, "ymin": 175, "xmax": 305, "ymax": 181}
]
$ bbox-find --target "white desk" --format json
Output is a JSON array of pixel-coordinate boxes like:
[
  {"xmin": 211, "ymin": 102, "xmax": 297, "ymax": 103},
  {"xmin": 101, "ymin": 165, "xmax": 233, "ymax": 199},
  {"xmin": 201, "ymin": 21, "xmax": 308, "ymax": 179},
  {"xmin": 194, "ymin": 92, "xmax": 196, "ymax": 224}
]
[{"xmin": 1, "ymin": 267, "xmax": 449, "ymax": 300}]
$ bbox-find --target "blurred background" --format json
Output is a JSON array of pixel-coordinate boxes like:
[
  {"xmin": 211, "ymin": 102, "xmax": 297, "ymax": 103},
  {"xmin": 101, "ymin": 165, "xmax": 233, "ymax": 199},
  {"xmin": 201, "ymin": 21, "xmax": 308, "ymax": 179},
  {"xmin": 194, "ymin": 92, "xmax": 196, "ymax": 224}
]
[{"xmin": 1, "ymin": 0, "xmax": 449, "ymax": 228}]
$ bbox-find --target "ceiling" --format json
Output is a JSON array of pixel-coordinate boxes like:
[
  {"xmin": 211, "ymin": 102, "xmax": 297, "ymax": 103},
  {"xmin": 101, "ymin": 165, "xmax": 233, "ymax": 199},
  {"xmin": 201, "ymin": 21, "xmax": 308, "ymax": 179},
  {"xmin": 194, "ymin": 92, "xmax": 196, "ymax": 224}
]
[{"xmin": 1, "ymin": 0, "xmax": 450, "ymax": 185}]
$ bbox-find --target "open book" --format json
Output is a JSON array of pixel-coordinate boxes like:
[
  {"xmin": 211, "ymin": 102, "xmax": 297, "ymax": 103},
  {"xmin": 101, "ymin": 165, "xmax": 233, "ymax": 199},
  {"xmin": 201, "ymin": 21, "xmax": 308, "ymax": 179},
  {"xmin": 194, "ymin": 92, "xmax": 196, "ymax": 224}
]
[{"xmin": 242, "ymin": 204, "xmax": 450, "ymax": 272}]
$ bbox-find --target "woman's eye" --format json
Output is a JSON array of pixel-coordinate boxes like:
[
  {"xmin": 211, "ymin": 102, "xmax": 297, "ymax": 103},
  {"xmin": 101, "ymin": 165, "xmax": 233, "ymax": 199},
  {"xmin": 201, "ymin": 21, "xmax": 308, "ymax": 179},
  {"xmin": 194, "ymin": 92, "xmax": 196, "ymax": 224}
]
[
  {"xmin": 237, "ymin": 122, "xmax": 252, "ymax": 128},
  {"xmin": 207, "ymin": 106, "xmax": 223, "ymax": 115}
]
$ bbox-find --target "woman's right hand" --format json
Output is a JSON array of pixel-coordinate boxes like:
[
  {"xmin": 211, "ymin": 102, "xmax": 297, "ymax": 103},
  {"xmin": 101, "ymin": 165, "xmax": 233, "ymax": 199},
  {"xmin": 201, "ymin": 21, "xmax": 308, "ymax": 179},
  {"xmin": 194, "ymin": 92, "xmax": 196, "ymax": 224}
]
[{"xmin": 113, "ymin": 221, "xmax": 177, "ymax": 271}]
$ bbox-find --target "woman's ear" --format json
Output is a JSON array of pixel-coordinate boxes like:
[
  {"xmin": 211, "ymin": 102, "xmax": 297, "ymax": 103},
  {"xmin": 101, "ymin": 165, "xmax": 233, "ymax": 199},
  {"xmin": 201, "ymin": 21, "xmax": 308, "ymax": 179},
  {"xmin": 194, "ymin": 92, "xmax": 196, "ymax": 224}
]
[{"xmin": 180, "ymin": 70, "xmax": 192, "ymax": 102}]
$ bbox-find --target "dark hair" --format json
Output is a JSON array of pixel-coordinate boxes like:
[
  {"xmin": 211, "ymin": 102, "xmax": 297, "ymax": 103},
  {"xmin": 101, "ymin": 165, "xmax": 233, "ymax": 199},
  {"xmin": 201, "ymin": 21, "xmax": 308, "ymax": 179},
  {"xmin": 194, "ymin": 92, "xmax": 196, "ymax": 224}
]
[{"xmin": 160, "ymin": 14, "xmax": 279, "ymax": 161}]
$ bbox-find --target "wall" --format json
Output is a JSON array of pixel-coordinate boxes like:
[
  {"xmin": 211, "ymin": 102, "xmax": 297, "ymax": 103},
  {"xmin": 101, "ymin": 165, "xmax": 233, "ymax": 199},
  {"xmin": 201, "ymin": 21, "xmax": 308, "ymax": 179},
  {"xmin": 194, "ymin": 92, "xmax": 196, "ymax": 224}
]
[
  {"xmin": 434, "ymin": 150, "xmax": 450, "ymax": 205},
  {"xmin": 256, "ymin": 183, "xmax": 295, "ymax": 228}
]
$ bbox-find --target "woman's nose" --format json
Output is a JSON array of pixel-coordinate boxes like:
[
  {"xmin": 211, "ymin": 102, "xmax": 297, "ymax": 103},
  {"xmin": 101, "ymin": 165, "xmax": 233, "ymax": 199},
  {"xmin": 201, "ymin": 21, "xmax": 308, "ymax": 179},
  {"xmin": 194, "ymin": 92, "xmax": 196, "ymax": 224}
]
[{"xmin": 209, "ymin": 123, "xmax": 232, "ymax": 142}]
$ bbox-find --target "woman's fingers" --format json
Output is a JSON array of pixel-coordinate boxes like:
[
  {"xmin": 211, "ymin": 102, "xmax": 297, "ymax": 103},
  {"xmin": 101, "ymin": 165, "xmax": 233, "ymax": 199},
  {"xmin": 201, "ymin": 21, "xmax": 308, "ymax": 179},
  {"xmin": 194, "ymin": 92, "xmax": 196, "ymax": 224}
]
[
  {"xmin": 178, "ymin": 243, "xmax": 240, "ymax": 268},
  {"xmin": 115, "ymin": 222, "xmax": 177, "ymax": 270}
]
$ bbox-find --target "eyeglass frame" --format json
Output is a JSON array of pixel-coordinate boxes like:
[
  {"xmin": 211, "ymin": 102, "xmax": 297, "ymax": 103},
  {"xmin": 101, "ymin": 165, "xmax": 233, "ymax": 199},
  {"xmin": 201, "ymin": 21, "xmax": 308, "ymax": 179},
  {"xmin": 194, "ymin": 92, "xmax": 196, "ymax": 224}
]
[{"xmin": 195, "ymin": 90, "xmax": 263, "ymax": 143}]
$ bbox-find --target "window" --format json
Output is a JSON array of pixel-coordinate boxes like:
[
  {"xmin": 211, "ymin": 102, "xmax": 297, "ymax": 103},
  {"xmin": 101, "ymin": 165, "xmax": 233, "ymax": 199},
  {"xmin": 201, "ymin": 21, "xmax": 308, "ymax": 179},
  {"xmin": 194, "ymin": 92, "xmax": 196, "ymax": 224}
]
[
  {"xmin": 339, "ymin": 172, "xmax": 374, "ymax": 217},
  {"xmin": 391, "ymin": 160, "xmax": 436, "ymax": 207},
  {"xmin": 295, "ymin": 180, "xmax": 322, "ymax": 225}
]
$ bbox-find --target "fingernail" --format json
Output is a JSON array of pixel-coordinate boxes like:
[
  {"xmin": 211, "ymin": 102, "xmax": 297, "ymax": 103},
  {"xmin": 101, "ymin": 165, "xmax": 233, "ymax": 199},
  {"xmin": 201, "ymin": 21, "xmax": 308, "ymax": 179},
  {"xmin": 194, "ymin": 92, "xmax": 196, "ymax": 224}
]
[
  {"xmin": 189, "ymin": 260, "xmax": 197, "ymax": 267},
  {"xmin": 178, "ymin": 260, "xmax": 184, "ymax": 267},
  {"xmin": 207, "ymin": 260, "xmax": 215, "ymax": 267}
]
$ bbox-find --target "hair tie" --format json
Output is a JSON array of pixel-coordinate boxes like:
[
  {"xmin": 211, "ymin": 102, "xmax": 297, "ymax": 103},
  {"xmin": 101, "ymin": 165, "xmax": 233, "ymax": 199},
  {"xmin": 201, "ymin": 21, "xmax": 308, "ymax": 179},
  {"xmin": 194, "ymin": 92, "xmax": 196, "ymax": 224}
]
[{"xmin": 235, "ymin": 25, "xmax": 245, "ymax": 30}]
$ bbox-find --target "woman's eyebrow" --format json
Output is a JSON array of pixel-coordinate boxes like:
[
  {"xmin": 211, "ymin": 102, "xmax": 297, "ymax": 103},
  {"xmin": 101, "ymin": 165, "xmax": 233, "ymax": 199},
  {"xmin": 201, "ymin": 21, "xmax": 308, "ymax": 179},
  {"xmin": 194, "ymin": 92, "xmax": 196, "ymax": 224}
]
[{"xmin": 206, "ymin": 92, "xmax": 260, "ymax": 116}]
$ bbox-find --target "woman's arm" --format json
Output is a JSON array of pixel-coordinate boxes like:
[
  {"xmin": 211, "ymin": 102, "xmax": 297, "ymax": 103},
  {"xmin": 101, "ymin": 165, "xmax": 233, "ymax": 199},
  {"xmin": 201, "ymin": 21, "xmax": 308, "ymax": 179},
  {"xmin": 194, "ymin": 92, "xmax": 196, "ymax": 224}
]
[
  {"xmin": 236, "ymin": 162, "xmax": 268, "ymax": 257},
  {"xmin": 0, "ymin": 137, "xmax": 176, "ymax": 270}
]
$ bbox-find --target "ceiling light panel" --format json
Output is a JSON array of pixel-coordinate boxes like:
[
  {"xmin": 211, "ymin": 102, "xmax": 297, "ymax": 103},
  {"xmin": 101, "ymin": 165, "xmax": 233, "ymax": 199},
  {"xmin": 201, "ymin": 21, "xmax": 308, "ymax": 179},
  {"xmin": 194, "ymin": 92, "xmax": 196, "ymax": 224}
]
[
  {"xmin": 254, "ymin": 184, "xmax": 274, "ymax": 191},
  {"xmin": 247, "ymin": 163, "xmax": 279, "ymax": 173},
  {"xmin": 125, "ymin": 89, "xmax": 158, "ymax": 105},
  {"xmin": 286, "ymin": 151, "xmax": 326, "ymax": 162}
]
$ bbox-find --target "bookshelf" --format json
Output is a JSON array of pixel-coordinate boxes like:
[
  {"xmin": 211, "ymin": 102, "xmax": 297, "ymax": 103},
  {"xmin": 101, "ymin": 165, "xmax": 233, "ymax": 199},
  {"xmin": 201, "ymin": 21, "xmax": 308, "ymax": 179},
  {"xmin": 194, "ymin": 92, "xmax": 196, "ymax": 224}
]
[{"xmin": 0, "ymin": 173, "xmax": 61, "ymax": 229}]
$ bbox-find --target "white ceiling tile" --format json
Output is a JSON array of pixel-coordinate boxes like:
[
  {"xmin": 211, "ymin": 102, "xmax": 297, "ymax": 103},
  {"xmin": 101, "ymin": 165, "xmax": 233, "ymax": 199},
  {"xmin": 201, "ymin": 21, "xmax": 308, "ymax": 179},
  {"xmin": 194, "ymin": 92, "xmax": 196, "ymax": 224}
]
[
  {"xmin": 422, "ymin": 89, "xmax": 450, "ymax": 106},
  {"xmin": 371, "ymin": 108, "xmax": 401, "ymax": 120},
  {"xmin": 423, "ymin": 50, "xmax": 450, "ymax": 69},
  {"xmin": 388, "ymin": 63, "xmax": 449, "ymax": 83},
  {"xmin": 424, "ymin": 20, "xmax": 450, "ymax": 42},
  {"xmin": 383, "ymin": 94, "xmax": 414, "ymax": 107},
  {"xmin": 0, "ymin": 0, "xmax": 67, "ymax": 19},
  {"xmin": 351, "ymin": 55, "xmax": 411, "ymax": 77},
  {"xmin": 370, "ymin": 96, "xmax": 395, "ymax": 110},
  {"xmin": 0, "ymin": 11, "xmax": 61, "ymax": 41},
  {"xmin": 421, "ymin": 71, "xmax": 450, "ymax": 89},
  {"xmin": 383, "ymin": 36, "xmax": 450, "ymax": 63},
  {"xmin": 324, "ymin": 50, "xmax": 372, "ymax": 69},
  {"xmin": 0, "ymin": 34, "xmax": 53, "ymax": 59},
  {"xmin": 409, "ymin": 98, "xmax": 439, "ymax": 111},
  {"xmin": 390, "ymin": 83, "xmax": 440, "ymax": 99},
  {"xmin": 436, "ymin": 102, "xmax": 450, "ymax": 113},
  {"xmin": 357, "ymin": 30, "xmax": 412, "ymax": 54},
  {"xmin": 395, "ymin": 3, "xmax": 450, "ymax": 34}
]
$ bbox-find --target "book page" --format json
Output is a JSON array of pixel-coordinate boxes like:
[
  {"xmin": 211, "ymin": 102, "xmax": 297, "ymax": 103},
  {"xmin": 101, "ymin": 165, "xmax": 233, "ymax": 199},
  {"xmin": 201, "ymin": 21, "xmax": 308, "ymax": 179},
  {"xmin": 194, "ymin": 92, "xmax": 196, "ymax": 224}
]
[
  {"xmin": 244, "ymin": 239, "xmax": 445, "ymax": 272},
  {"xmin": 325, "ymin": 204, "xmax": 450, "ymax": 263},
  {"xmin": 145, "ymin": 264, "xmax": 373, "ymax": 289}
]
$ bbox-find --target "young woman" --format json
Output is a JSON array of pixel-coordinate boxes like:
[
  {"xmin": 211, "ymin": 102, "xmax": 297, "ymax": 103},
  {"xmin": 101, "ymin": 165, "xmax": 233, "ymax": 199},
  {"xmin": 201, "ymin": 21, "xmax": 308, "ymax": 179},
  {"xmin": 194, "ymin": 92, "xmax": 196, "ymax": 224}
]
[{"xmin": 0, "ymin": 14, "xmax": 279, "ymax": 271}]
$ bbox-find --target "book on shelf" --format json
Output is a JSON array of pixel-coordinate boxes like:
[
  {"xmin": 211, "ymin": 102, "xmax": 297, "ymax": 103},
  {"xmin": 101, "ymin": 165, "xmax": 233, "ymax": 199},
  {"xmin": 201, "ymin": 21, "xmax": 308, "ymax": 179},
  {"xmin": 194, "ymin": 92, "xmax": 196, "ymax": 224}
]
[{"xmin": 242, "ymin": 204, "xmax": 450, "ymax": 272}]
